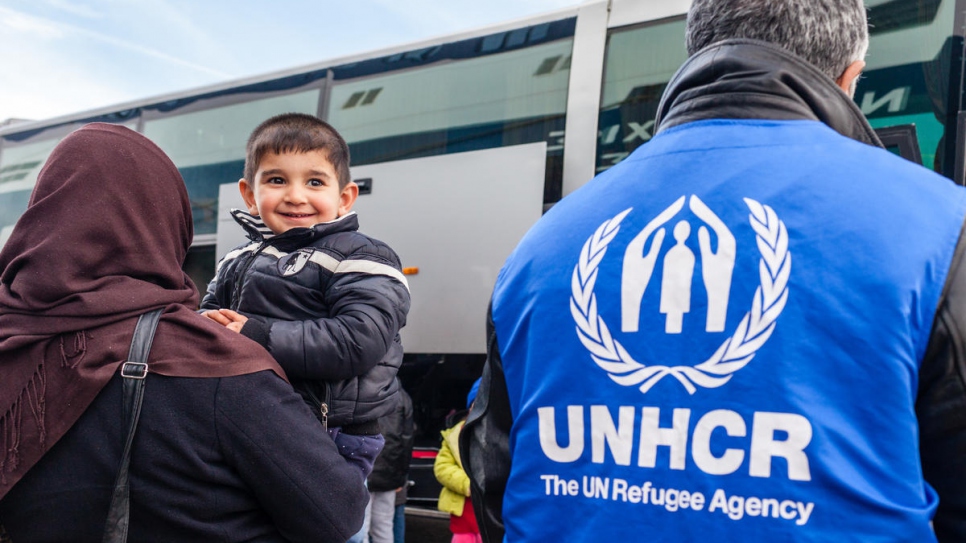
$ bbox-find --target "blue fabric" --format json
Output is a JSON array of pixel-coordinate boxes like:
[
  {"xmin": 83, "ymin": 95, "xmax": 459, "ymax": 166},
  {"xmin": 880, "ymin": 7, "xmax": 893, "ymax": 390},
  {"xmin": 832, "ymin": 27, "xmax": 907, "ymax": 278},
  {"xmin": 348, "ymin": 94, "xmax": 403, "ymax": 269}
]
[
  {"xmin": 467, "ymin": 378, "xmax": 482, "ymax": 408},
  {"xmin": 490, "ymin": 119, "xmax": 966, "ymax": 541},
  {"xmin": 329, "ymin": 428, "xmax": 386, "ymax": 480},
  {"xmin": 392, "ymin": 503, "xmax": 405, "ymax": 543}
]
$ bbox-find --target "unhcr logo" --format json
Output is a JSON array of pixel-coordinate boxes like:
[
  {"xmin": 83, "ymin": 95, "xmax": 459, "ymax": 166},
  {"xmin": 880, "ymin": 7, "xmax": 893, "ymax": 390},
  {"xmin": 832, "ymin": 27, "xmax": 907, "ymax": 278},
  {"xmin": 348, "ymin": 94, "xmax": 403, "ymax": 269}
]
[{"xmin": 570, "ymin": 196, "xmax": 791, "ymax": 394}]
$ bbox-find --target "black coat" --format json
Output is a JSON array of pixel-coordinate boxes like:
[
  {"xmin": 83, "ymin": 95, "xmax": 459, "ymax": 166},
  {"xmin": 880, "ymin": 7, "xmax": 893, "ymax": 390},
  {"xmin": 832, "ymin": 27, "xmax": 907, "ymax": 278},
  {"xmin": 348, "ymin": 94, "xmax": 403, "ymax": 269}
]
[
  {"xmin": 0, "ymin": 371, "xmax": 367, "ymax": 542},
  {"xmin": 368, "ymin": 385, "xmax": 415, "ymax": 492}
]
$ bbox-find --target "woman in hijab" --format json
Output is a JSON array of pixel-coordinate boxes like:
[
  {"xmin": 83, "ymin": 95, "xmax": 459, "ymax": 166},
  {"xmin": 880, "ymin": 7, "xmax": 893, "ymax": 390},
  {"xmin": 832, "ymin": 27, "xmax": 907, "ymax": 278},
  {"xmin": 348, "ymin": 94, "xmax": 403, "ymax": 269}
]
[{"xmin": 0, "ymin": 123, "xmax": 366, "ymax": 542}]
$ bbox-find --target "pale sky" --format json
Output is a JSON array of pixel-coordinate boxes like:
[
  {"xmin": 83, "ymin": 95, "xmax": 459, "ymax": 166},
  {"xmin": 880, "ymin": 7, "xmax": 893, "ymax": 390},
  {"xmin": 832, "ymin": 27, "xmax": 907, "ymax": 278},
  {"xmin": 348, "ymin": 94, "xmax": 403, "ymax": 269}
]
[{"xmin": 0, "ymin": 0, "xmax": 585, "ymax": 124}]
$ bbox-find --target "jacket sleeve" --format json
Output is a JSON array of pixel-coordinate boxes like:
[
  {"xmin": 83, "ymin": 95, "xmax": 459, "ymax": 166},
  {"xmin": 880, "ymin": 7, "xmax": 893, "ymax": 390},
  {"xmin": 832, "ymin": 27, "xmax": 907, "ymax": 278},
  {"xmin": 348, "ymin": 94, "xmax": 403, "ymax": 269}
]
[
  {"xmin": 434, "ymin": 430, "xmax": 470, "ymax": 497},
  {"xmin": 246, "ymin": 258, "xmax": 411, "ymax": 381},
  {"xmin": 460, "ymin": 303, "xmax": 512, "ymax": 543},
  {"xmin": 198, "ymin": 269, "xmax": 225, "ymax": 311},
  {"xmin": 214, "ymin": 371, "xmax": 368, "ymax": 543},
  {"xmin": 918, "ymin": 222, "xmax": 966, "ymax": 543},
  {"xmin": 368, "ymin": 387, "xmax": 414, "ymax": 490},
  {"xmin": 199, "ymin": 246, "xmax": 248, "ymax": 311}
]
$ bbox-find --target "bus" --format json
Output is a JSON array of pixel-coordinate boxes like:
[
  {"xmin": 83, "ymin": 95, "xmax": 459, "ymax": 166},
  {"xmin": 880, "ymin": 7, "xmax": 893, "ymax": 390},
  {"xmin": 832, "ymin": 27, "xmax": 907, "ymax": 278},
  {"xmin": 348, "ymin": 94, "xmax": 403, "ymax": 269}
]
[{"xmin": 0, "ymin": 0, "xmax": 959, "ymax": 506}]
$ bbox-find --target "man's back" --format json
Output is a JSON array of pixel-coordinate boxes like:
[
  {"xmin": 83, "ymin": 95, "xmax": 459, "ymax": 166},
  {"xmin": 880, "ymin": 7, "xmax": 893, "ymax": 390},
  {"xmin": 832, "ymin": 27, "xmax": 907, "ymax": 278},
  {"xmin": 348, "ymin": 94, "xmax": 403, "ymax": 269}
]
[{"xmin": 464, "ymin": 38, "xmax": 966, "ymax": 542}]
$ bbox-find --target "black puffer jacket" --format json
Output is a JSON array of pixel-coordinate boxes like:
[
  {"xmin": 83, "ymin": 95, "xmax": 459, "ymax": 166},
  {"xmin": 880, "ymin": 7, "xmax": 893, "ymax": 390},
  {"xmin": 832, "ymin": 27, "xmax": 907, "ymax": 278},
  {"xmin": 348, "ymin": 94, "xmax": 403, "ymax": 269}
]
[
  {"xmin": 201, "ymin": 211, "xmax": 410, "ymax": 428},
  {"xmin": 368, "ymin": 383, "xmax": 415, "ymax": 492}
]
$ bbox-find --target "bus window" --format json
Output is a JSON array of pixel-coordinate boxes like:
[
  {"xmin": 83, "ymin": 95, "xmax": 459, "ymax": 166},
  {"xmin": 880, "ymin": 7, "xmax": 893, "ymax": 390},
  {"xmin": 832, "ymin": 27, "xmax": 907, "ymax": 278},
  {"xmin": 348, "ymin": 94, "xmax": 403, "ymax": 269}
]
[
  {"xmin": 183, "ymin": 244, "xmax": 218, "ymax": 297},
  {"xmin": 142, "ymin": 89, "xmax": 321, "ymax": 239},
  {"xmin": 326, "ymin": 24, "xmax": 574, "ymax": 203},
  {"xmin": 0, "ymin": 120, "xmax": 140, "ymax": 249},
  {"xmin": 875, "ymin": 124, "xmax": 925, "ymax": 165},
  {"xmin": 0, "ymin": 137, "xmax": 61, "ymax": 247},
  {"xmin": 596, "ymin": 17, "xmax": 687, "ymax": 174},
  {"xmin": 858, "ymin": 0, "xmax": 954, "ymax": 174}
]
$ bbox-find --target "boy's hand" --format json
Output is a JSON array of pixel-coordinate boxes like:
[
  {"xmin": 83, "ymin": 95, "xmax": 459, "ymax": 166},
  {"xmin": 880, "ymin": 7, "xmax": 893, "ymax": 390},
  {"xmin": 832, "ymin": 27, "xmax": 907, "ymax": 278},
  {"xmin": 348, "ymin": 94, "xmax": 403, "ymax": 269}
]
[
  {"xmin": 202, "ymin": 309, "xmax": 229, "ymax": 325},
  {"xmin": 203, "ymin": 309, "xmax": 249, "ymax": 333}
]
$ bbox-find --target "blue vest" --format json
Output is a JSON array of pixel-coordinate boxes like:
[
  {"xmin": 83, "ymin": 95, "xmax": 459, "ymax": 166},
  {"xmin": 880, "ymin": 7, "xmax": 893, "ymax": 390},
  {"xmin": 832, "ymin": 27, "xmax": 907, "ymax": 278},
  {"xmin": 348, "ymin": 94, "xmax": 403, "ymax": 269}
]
[{"xmin": 491, "ymin": 120, "xmax": 966, "ymax": 541}]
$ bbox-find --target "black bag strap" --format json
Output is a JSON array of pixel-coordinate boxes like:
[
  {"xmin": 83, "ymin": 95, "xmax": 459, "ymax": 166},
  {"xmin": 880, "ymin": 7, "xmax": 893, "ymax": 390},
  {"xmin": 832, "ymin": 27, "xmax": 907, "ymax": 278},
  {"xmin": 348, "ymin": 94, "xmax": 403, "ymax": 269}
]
[{"xmin": 102, "ymin": 308, "xmax": 163, "ymax": 543}]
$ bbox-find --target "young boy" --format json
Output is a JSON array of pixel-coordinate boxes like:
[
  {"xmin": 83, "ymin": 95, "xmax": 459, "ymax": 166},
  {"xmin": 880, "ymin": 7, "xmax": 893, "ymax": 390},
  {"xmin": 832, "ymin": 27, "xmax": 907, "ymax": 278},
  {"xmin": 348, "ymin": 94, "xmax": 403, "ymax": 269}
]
[{"xmin": 201, "ymin": 113, "xmax": 411, "ymax": 476}]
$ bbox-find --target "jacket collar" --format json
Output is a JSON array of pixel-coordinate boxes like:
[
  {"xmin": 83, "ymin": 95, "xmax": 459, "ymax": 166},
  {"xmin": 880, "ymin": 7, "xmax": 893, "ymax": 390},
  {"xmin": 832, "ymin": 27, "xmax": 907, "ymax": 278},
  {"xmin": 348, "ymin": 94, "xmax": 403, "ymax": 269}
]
[
  {"xmin": 655, "ymin": 39, "xmax": 882, "ymax": 148},
  {"xmin": 230, "ymin": 209, "xmax": 359, "ymax": 243}
]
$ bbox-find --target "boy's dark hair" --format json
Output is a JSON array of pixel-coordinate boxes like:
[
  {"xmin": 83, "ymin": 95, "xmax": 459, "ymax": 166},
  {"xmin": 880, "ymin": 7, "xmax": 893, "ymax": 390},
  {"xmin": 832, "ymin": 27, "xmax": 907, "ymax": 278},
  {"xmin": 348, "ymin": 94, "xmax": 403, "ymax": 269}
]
[{"xmin": 244, "ymin": 113, "xmax": 351, "ymax": 188}]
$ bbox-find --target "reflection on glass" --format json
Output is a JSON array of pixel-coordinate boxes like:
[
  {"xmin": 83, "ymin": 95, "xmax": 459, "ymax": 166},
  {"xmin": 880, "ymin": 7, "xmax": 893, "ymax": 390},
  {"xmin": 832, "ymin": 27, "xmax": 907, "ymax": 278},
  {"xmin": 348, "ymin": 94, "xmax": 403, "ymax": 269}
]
[
  {"xmin": 0, "ymin": 122, "xmax": 138, "ymax": 242},
  {"xmin": 596, "ymin": 1, "xmax": 954, "ymax": 177},
  {"xmin": 327, "ymin": 38, "xmax": 573, "ymax": 201},
  {"xmin": 183, "ymin": 244, "xmax": 216, "ymax": 302},
  {"xmin": 858, "ymin": 0, "xmax": 953, "ymax": 172},
  {"xmin": 0, "ymin": 138, "xmax": 61, "ymax": 236},
  {"xmin": 596, "ymin": 18, "xmax": 687, "ymax": 173},
  {"xmin": 143, "ymin": 90, "xmax": 320, "ymax": 235}
]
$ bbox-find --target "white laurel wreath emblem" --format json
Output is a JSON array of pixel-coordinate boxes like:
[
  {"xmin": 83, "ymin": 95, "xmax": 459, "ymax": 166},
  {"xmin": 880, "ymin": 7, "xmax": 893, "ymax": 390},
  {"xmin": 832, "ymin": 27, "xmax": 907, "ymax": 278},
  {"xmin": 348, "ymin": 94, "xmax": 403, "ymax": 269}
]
[{"xmin": 570, "ymin": 198, "xmax": 790, "ymax": 394}]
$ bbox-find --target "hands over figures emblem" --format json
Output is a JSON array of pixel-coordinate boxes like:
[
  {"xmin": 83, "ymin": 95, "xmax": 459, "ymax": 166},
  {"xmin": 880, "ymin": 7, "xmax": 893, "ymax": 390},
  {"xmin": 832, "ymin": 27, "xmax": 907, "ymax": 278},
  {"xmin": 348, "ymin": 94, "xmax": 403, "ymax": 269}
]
[{"xmin": 569, "ymin": 197, "xmax": 790, "ymax": 394}]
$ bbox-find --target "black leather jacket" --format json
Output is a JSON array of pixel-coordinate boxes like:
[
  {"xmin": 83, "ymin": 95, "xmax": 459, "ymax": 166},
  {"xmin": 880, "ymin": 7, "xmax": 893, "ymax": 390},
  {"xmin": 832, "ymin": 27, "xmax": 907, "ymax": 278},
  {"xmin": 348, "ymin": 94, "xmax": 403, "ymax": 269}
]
[
  {"xmin": 461, "ymin": 40, "xmax": 966, "ymax": 542},
  {"xmin": 201, "ymin": 211, "xmax": 410, "ymax": 429}
]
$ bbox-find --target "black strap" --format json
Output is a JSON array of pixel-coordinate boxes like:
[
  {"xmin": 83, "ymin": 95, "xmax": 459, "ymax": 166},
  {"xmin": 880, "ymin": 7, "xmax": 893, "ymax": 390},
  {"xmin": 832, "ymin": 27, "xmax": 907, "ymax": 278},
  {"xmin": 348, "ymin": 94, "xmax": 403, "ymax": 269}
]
[{"xmin": 102, "ymin": 309, "xmax": 163, "ymax": 543}]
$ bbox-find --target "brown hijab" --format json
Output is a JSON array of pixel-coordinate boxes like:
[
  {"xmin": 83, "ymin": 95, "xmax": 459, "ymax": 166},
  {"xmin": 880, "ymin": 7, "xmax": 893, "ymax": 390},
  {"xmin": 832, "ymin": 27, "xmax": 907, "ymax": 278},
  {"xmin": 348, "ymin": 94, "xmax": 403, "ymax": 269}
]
[{"xmin": 0, "ymin": 123, "xmax": 284, "ymax": 498}]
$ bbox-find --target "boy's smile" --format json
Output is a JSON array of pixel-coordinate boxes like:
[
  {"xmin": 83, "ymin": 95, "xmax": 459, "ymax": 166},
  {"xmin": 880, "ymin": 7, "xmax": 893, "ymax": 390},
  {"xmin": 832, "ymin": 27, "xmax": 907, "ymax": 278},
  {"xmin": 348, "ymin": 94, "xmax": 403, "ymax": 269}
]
[{"xmin": 239, "ymin": 150, "xmax": 357, "ymax": 235}]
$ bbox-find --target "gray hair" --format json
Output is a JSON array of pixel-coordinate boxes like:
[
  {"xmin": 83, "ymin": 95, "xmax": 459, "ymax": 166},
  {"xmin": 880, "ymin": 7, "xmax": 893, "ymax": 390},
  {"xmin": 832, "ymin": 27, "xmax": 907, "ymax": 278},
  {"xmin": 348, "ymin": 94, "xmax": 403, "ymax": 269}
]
[{"xmin": 685, "ymin": 0, "xmax": 869, "ymax": 80}]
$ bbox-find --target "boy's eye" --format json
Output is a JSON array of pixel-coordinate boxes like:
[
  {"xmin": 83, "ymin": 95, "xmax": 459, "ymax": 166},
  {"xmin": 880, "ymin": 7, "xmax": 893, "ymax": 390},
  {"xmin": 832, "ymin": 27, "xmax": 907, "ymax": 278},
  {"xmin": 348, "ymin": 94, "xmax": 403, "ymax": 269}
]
[
  {"xmin": 307, "ymin": 178, "xmax": 324, "ymax": 187},
  {"xmin": 267, "ymin": 176, "xmax": 285, "ymax": 185}
]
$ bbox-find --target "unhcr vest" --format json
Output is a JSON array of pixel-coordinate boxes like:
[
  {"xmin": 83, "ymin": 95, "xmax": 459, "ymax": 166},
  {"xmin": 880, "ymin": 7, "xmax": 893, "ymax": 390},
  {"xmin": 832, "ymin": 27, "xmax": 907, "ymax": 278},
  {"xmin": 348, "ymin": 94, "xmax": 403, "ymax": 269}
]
[{"xmin": 490, "ymin": 119, "xmax": 966, "ymax": 541}]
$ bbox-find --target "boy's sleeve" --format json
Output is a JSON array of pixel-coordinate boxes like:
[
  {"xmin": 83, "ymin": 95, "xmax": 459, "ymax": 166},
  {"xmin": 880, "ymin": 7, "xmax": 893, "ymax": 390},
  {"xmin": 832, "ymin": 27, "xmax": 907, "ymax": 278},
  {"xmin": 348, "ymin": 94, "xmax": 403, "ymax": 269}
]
[
  {"xmin": 198, "ymin": 274, "xmax": 223, "ymax": 311},
  {"xmin": 199, "ymin": 248, "xmax": 245, "ymax": 311},
  {"xmin": 244, "ymin": 251, "xmax": 411, "ymax": 381}
]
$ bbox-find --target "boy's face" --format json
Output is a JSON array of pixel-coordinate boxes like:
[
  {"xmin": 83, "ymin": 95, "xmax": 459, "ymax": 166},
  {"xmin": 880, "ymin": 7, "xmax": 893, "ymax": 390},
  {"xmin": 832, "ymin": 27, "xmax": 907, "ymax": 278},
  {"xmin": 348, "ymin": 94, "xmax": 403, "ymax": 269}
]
[{"xmin": 239, "ymin": 150, "xmax": 357, "ymax": 235}]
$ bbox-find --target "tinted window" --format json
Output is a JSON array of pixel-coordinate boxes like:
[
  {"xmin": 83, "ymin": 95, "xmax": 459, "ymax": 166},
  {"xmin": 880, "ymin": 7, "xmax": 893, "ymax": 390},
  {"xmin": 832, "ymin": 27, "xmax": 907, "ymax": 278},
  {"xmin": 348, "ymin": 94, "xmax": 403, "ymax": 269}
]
[
  {"xmin": 327, "ymin": 27, "xmax": 574, "ymax": 203},
  {"xmin": 858, "ymin": 0, "xmax": 954, "ymax": 173},
  {"xmin": 596, "ymin": 2, "xmax": 956, "ymax": 176},
  {"xmin": 0, "ymin": 137, "xmax": 61, "ymax": 245},
  {"xmin": 596, "ymin": 18, "xmax": 687, "ymax": 174},
  {"xmin": 183, "ymin": 244, "xmax": 217, "ymax": 301}
]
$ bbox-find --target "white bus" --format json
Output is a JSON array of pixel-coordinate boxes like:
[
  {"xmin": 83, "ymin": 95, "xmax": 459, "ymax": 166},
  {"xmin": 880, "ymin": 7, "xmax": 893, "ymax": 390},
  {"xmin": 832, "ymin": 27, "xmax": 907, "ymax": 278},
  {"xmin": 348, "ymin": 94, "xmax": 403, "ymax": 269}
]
[{"xmin": 0, "ymin": 0, "xmax": 958, "ymax": 502}]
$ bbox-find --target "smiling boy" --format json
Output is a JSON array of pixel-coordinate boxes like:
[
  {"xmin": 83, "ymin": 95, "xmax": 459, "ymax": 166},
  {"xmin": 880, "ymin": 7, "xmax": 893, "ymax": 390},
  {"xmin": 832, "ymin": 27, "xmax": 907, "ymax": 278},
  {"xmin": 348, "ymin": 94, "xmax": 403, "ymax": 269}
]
[
  {"xmin": 200, "ymin": 113, "xmax": 411, "ymax": 477},
  {"xmin": 242, "ymin": 148, "xmax": 353, "ymax": 235}
]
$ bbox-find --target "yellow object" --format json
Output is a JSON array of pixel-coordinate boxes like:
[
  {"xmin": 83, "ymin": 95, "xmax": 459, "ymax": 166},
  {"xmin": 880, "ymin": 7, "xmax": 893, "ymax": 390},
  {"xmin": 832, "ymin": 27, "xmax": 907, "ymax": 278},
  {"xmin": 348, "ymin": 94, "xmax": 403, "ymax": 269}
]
[{"xmin": 434, "ymin": 420, "xmax": 470, "ymax": 516}]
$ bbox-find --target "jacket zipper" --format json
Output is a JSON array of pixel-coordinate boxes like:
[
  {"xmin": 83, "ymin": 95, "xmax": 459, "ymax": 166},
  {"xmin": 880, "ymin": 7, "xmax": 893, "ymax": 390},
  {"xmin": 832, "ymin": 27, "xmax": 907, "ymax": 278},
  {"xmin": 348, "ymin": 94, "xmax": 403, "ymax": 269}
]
[
  {"xmin": 320, "ymin": 383, "xmax": 331, "ymax": 431},
  {"xmin": 230, "ymin": 242, "xmax": 269, "ymax": 311},
  {"xmin": 230, "ymin": 227, "xmax": 317, "ymax": 310}
]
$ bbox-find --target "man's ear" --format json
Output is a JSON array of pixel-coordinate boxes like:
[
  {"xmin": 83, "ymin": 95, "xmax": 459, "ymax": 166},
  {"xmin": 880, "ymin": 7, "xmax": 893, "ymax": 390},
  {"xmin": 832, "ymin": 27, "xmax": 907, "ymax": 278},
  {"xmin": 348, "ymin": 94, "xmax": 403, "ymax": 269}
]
[
  {"xmin": 836, "ymin": 60, "xmax": 865, "ymax": 97},
  {"xmin": 238, "ymin": 179, "xmax": 259, "ymax": 216},
  {"xmin": 338, "ymin": 181, "xmax": 359, "ymax": 217}
]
